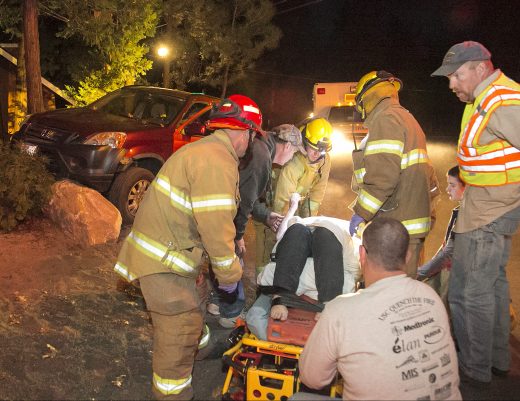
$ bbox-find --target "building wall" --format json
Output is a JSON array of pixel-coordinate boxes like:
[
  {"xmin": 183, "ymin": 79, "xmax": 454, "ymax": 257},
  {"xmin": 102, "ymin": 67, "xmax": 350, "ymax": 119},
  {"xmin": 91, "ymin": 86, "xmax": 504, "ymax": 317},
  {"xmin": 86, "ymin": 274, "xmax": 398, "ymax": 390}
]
[{"xmin": 0, "ymin": 54, "xmax": 61, "ymax": 137}]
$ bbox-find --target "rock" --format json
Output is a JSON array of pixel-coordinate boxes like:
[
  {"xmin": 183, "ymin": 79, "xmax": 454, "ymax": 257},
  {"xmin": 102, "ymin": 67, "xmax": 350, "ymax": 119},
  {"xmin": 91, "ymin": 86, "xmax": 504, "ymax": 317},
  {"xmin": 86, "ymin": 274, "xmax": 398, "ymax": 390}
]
[{"xmin": 45, "ymin": 180, "xmax": 121, "ymax": 246}]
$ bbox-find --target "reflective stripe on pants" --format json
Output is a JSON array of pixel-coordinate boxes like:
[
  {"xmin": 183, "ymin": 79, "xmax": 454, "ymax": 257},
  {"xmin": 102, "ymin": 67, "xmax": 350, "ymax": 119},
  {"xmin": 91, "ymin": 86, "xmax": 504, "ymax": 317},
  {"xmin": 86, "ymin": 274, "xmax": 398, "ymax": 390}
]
[
  {"xmin": 140, "ymin": 273, "xmax": 205, "ymax": 400},
  {"xmin": 149, "ymin": 309, "xmax": 203, "ymax": 400}
]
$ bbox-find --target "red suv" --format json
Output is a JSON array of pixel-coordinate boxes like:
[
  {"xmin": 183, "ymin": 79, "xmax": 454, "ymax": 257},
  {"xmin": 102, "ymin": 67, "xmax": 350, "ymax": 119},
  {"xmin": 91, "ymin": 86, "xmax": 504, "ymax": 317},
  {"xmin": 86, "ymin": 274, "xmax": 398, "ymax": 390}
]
[{"xmin": 14, "ymin": 86, "xmax": 219, "ymax": 223}]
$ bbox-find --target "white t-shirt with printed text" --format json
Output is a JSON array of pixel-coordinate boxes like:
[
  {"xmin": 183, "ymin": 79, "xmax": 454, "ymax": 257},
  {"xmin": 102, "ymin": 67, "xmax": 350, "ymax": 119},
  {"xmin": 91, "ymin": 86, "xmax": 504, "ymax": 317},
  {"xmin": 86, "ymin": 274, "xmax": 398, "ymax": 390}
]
[{"xmin": 299, "ymin": 274, "xmax": 462, "ymax": 400}]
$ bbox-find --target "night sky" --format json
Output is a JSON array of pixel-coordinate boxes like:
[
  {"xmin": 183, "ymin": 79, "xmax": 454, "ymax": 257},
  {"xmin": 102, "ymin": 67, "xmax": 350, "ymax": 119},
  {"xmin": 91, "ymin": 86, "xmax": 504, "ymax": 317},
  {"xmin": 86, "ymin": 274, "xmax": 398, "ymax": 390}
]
[{"xmin": 237, "ymin": 0, "xmax": 520, "ymax": 135}]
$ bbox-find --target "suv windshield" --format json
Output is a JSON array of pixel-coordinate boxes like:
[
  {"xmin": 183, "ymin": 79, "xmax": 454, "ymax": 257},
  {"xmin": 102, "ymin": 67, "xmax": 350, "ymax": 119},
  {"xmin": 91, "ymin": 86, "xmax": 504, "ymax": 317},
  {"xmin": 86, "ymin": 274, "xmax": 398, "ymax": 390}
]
[
  {"xmin": 89, "ymin": 87, "xmax": 187, "ymax": 126},
  {"xmin": 328, "ymin": 105, "xmax": 363, "ymax": 124}
]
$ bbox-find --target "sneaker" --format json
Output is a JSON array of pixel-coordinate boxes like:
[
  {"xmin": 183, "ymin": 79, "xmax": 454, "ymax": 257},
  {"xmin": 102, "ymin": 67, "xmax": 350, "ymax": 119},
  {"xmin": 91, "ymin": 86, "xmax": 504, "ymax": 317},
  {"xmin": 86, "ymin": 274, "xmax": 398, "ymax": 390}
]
[
  {"xmin": 218, "ymin": 310, "xmax": 247, "ymax": 329},
  {"xmin": 207, "ymin": 302, "xmax": 220, "ymax": 316},
  {"xmin": 194, "ymin": 338, "xmax": 229, "ymax": 361}
]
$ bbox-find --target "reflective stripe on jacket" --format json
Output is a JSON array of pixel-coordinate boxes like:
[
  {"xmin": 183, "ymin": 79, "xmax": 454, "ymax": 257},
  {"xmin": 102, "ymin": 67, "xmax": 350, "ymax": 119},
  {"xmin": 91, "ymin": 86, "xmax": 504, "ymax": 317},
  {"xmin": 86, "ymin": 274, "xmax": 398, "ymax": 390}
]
[
  {"xmin": 115, "ymin": 130, "xmax": 242, "ymax": 285},
  {"xmin": 458, "ymin": 73, "xmax": 520, "ymax": 186},
  {"xmin": 351, "ymin": 97, "xmax": 432, "ymax": 238},
  {"xmin": 272, "ymin": 152, "xmax": 331, "ymax": 217}
]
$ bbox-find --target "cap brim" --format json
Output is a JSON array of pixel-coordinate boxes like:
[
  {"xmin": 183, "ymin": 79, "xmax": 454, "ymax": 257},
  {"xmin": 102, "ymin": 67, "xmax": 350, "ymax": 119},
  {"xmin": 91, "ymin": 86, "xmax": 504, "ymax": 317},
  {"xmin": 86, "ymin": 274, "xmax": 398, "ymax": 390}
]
[{"xmin": 431, "ymin": 62, "xmax": 464, "ymax": 77}]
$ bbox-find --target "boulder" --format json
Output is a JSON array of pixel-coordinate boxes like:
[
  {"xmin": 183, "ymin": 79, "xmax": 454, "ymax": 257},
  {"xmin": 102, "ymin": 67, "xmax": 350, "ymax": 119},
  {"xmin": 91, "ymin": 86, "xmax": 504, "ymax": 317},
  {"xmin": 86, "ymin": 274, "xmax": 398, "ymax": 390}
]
[{"xmin": 45, "ymin": 180, "xmax": 122, "ymax": 246}]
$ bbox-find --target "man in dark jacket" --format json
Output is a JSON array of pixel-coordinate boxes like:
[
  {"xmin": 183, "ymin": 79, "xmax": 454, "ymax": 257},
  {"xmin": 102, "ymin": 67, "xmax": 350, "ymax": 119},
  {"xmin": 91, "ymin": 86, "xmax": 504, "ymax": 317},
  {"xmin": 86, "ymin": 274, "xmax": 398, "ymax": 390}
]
[{"xmin": 209, "ymin": 124, "xmax": 306, "ymax": 327}]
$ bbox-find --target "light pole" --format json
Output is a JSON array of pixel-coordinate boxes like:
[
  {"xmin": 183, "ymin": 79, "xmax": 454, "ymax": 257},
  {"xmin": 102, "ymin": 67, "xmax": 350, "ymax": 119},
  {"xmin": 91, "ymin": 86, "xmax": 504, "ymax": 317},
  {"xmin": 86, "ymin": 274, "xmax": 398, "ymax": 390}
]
[{"xmin": 157, "ymin": 45, "xmax": 171, "ymax": 88}]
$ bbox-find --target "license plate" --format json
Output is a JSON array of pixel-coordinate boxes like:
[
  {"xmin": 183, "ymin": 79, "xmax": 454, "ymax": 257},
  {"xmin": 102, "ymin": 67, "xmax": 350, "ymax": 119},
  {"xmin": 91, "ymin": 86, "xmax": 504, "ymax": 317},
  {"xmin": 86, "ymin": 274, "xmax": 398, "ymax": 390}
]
[{"xmin": 21, "ymin": 142, "xmax": 38, "ymax": 156}]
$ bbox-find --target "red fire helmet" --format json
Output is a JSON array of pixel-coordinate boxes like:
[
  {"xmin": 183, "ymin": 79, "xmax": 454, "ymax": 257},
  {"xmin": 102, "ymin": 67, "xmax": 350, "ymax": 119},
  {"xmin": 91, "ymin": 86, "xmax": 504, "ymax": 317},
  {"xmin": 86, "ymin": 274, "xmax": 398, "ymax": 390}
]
[{"xmin": 206, "ymin": 94, "xmax": 263, "ymax": 133}]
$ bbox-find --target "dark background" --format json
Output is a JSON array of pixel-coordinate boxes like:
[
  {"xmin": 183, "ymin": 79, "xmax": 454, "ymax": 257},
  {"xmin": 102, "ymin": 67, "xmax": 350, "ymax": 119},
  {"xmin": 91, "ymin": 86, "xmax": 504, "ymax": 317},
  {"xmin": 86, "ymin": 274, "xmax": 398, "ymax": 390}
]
[
  {"xmin": 226, "ymin": 0, "xmax": 520, "ymax": 136},
  {"xmin": 6, "ymin": 0, "xmax": 518, "ymax": 137}
]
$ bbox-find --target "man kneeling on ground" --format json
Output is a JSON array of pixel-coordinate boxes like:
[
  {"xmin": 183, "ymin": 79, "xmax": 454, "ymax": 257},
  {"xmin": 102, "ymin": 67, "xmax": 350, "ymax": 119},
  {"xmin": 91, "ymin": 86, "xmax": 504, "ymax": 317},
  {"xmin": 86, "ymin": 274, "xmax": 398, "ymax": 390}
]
[{"xmin": 294, "ymin": 217, "xmax": 461, "ymax": 401}]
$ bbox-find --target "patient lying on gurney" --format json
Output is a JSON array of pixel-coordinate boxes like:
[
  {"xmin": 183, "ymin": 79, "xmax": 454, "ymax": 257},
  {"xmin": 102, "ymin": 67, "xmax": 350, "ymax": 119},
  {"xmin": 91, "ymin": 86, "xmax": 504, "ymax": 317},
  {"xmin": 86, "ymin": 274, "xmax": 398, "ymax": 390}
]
[{"xmin": 246, "ymin": 195, "xmax": 361, "ymax": 340}]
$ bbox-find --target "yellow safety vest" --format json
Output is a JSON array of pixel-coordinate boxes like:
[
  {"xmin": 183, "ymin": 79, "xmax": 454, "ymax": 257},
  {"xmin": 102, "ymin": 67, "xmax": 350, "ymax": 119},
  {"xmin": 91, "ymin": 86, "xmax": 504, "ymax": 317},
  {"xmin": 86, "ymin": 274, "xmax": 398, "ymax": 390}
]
[{"xmin": 458, "ymin": 73, "xmax": 520, "ymax": 186}]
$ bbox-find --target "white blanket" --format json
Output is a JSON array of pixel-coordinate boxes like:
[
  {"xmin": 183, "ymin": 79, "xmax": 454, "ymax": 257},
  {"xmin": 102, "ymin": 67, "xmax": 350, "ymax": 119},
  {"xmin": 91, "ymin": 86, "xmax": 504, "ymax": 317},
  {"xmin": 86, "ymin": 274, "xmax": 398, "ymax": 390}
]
[{"xmin": 257, "ymin": 216, "xmax": 361, "ymax": 300}]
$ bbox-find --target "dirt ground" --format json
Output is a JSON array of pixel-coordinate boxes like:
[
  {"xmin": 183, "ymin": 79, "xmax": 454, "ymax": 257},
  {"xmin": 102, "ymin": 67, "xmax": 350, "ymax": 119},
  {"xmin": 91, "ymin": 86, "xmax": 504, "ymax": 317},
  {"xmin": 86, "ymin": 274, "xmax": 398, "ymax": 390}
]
[
  {"xmin": 0, "ymin": 217, "xmax": 254, "ymax": 401},
  {"xmin": 0, "ymin": 218, "xmax": 151, "ymax": 400},
  {"xmin": 2, "ymin": 215, "xmax": 520, "ymax": 401}
]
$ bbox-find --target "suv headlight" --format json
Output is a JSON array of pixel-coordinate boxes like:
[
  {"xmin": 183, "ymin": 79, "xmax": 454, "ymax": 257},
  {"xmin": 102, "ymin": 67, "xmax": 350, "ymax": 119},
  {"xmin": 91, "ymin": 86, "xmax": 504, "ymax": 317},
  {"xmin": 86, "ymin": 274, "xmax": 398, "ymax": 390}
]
[{"xmin": 84, "ymin": 132, "xmax": 126, "ymax": 148}]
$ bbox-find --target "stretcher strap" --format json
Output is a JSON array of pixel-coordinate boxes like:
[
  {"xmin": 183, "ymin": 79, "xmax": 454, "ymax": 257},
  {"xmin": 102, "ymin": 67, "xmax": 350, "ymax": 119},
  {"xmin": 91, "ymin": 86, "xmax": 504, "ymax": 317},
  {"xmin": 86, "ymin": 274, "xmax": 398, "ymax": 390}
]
[{"xmin": 259, "ymin": 286, "xmax": 324, "ymax": 312}]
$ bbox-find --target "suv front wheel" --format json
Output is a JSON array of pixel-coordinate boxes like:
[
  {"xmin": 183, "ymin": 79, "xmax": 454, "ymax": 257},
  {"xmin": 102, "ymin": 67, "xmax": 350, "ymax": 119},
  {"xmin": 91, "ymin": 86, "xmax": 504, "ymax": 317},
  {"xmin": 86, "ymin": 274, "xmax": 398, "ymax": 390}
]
[{"xmin": 109, "ymin": 167, "xmax": 155, "ymax": 225}]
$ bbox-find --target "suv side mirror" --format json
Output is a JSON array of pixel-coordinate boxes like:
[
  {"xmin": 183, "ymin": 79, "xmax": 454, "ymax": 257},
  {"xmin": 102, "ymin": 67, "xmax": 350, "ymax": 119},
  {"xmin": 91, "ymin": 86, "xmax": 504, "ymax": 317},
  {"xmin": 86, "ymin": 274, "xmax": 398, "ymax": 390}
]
[{"xmin": 184, "ymin": 121, "xmax": 206, "ymax": 136}]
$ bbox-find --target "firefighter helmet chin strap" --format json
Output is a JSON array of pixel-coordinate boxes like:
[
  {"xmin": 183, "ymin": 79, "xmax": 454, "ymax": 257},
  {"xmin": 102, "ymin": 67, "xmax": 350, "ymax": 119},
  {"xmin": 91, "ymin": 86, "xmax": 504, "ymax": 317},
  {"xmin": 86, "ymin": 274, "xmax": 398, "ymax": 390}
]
[
  {"xmin": 308, "ymin": 149, "xmax": 326, "ymax": 164},
  {"xmin": 355, "ymin": 71, "xmax": 403, "ymax": 120},
  {"xmin": 357, "ymin": 97, "xmax": 367, "ymax": 120},
  {"xmin": 239, "ymin": 129, "xmax": 256, "ymax": 169},
  {"xmin": 304, "ymin": 137, "xmax": 330, "ymax": 164},
  {"xmin": 304, "ymin": 141, "xmax": 328, "ymax": 164}
]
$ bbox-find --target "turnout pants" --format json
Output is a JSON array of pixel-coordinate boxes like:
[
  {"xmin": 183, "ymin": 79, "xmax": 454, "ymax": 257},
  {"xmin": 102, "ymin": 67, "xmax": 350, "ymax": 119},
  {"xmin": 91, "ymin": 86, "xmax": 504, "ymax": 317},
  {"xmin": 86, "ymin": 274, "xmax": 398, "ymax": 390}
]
[
  {"xmin": 140, "ymin": 272, "xmax": 206, "ymax": 400},
  {"xmin": 273, "ymin": 224, "xmax": 343, "ymax": 303},
  {"xmin": 403, "ymin": 237, "xmax": 425, "ymax": 277},
  {"xmin": 254, "ymin": 220, "xmax": 277, "ymax": 275}
]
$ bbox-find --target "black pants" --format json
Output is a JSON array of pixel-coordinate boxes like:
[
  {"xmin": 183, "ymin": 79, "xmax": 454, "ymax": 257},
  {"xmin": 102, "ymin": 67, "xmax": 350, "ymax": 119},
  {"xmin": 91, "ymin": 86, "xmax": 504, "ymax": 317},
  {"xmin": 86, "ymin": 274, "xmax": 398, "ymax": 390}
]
[{"xmin": 273, "ymin": 223, "xmax": 344, "ymax": 302}]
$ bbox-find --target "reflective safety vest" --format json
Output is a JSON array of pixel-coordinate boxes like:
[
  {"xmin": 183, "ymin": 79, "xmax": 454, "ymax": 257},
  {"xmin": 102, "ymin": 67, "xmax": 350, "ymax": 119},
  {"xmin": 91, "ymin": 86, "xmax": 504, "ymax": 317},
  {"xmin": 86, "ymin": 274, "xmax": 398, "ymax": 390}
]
[{"xmin": 458, "ymin": 73, "xmax": 520, "ymax": 186}]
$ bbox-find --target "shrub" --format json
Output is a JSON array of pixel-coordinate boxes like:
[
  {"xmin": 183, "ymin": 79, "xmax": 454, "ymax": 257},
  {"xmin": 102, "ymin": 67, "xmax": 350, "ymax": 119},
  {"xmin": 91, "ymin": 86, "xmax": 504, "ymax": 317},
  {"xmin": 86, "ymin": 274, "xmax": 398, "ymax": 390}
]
[{"xmin": 0, "ymin": 141, "xmax": 55, "ymax": 231}]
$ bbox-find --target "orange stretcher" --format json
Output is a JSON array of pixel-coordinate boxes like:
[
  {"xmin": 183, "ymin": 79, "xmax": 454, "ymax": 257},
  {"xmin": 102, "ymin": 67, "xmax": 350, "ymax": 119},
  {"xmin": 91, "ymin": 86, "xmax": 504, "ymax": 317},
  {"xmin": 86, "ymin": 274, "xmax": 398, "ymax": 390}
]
[{"xmin": 221, "ymin": 308, "xmax": 341, "ymax": 401}]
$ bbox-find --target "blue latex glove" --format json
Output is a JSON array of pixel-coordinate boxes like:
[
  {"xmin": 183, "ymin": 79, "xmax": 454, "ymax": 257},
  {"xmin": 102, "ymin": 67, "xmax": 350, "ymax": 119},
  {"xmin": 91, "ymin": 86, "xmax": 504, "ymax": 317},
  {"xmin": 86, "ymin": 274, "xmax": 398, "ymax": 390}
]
[
  {"xmin": 349, "ymin": 214, "xmax": 365, "ymax": 236},
  {"xmin": 218, "ymin": 282, "xmax": 238, "ymax": 294},
  {"xmin": 416, "ymin": 267, "xmax": 428, "ymax": 281}
]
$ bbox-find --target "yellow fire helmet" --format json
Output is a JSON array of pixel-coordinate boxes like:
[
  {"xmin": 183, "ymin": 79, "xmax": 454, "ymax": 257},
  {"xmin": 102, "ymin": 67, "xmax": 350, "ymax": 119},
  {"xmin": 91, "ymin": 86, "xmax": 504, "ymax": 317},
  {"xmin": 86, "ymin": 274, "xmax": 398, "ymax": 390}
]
[
  {"xmin": 300, "ymin": 117, "xmax": 333, "ymax": 153},
  {"xmin": 355, "ymin": 70, "xmax": 403, "ymax": 118}
]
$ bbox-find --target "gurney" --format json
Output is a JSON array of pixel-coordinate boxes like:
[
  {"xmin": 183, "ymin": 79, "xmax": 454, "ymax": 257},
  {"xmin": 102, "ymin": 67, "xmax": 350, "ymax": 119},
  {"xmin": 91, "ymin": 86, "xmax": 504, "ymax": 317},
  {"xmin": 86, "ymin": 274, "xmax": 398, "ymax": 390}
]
[{"xmin": 221, "ymin": 306, "xmax": 341, "ymax": 401}]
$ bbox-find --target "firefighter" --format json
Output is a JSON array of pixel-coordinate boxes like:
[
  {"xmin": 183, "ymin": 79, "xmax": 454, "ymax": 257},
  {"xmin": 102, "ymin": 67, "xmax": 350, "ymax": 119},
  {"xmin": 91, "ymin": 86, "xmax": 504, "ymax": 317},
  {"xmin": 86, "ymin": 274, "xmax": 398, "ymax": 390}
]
[
  {"xmin": 114, "ymin": 94, "xmax": 262, "ymax": 400},
  {"xmin": 209, "ymin": 123, "xmax": 307, "ymax": 327},
  {"xmin": 255, "ymin": 117, "xmax": 333, "ymax": 269},
  {"xmin": 349, "ymin": 71, "xmax": 434, "ymax": 277}
]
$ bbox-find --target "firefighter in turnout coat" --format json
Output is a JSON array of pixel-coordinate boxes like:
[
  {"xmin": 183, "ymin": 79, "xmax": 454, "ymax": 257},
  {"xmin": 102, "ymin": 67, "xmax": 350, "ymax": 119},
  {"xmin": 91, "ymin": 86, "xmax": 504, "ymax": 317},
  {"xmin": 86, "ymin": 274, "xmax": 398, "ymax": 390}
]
[
  {"xmin": 350, "ymin": 71, "xmax": 435, "ymax": 277},
  {"xmin": 255, "ymin": 117, "xmax": 333, "ymax": 268},
  {"xmin": 114, "ymin": 95, "xmax": 263, "ymax": 400}
]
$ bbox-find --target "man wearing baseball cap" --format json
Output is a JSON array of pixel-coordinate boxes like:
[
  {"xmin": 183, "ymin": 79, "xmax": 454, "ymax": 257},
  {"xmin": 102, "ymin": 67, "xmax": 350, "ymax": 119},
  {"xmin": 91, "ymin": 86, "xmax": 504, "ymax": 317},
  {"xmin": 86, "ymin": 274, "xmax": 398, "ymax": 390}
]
[
  {"xmin": 234, "ymin": 123, "xmax": 307, "ymax": 259},
  {"xmin": 432, "ymin": 41, "xmax": 520, "ymax": 385}
]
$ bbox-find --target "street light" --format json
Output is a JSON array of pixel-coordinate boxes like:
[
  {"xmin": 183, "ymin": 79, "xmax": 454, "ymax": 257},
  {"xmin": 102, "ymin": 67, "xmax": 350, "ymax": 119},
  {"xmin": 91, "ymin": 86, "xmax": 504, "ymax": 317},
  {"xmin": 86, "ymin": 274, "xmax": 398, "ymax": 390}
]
[
  {"xmin": 157, "ymin": 45, "xmax": 169, "ymax": 58},
  {"xmin": 157, "ymin": 44, "xmax": 171, "ymax": 88}
]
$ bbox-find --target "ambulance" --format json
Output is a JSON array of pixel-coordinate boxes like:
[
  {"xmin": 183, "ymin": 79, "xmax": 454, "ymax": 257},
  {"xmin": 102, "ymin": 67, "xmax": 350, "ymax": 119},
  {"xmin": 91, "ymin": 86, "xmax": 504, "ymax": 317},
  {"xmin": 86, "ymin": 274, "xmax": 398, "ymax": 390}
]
[{"xmin": 311, "ymin": 82, "xmax": 367, "ymax": 150}]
